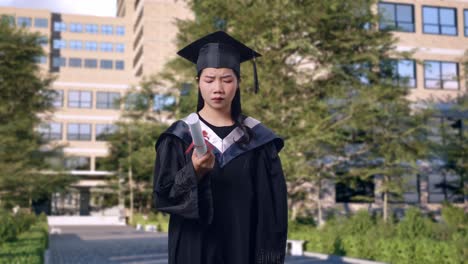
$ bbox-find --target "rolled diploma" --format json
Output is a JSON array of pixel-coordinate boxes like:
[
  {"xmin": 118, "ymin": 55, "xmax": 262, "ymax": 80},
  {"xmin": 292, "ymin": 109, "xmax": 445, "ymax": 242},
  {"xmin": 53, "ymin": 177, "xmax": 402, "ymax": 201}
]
[{"xmin": 186, "ymin": 113, "xmax": 207, "ymax": 157}]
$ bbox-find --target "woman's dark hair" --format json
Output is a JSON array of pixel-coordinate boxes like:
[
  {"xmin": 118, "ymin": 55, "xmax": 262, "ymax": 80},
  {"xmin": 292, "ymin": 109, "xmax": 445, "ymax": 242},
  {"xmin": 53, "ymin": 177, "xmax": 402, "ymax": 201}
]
[{"xmin": 197, "ymin": 70, "xmax": 253, "ymax": 146}]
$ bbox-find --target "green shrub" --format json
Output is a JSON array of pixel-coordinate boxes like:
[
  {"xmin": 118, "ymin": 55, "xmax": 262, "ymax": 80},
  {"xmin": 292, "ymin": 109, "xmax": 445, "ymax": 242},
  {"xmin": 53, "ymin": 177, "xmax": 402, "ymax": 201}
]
[
  {"xmin": 374, "ymin": 238, "xmax": 415, "ymax": 264},
  {"xmin": 14, "ymin": 211, "xmax": 37, "ymax": 234},
  {"xmin": 341, "ymin": 210, "xmax": 375, "ymax": 236},
  {"xmin": 0, "ymin": 212, "xmax": 18, "ymax": 243},
  {"xmin": 441, "ymin": 203, "xmax": 467, "ymax": 231},
  {"xmin": 396, "ymin": 207, "xmax": 434, "ymax": 239},
  {"xmin": 0, "ymin": 222, "xmax": 48, "ymax": 264},
  {"xmin": 295, "ymin": 215, "xmax": 316, "ymax": 226}
]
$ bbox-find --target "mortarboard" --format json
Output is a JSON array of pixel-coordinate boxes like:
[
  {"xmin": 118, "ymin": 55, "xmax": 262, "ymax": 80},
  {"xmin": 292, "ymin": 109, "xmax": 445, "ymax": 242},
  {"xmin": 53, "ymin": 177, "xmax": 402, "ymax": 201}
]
[{"xmin": 177, "ymin": 31, "xmax": 261, "ymax": 93}]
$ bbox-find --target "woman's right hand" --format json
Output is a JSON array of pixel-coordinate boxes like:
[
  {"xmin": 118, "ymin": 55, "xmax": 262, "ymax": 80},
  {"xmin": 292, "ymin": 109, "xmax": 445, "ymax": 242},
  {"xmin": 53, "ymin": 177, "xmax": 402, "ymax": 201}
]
[{"xmin": 192, "ymin": 150, "xmax": 215, "ymax": 181}]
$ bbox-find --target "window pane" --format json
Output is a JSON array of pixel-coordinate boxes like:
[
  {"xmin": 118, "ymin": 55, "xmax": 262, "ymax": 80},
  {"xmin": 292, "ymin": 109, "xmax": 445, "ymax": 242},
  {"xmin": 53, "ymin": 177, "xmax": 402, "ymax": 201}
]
[
  {"xmin": 424, "ymin": 25, "xmax": 439, "ymax": 34},
  {"xmin": 441, "ymin": 26, "xmax": 456, "ymax": 35},
  {"xmin": 443, "ymin": 81, "xmax": 459, "ymax": 90},
  {"xmin": 17, "ymin": 17, "xmax": 32, "ymax": 27},
  {"xmin": 441, "ymin": 62, "xmax": 457, "ymax": 80},
  {"xmin": 398, "ymin": 60, "xmax": 414, "ymax": 78},
  {"xmin": 52, "ymin": 90, "xmax": 63, "ymax": 107},
  {"xmin": 84, "ymin": 59, "xmax": 97, "ymax": 68},
  {"xmin": 425, "ymin": 61, "xmax": 440, "ymax": 79},
  {"xmin": 34, "ymin": 18, "xmax": 48, "ymax": 28},
  {"xmin": 100, "ymin": 60, "xmax": 113, "ymax": 69},
  {"xmin": 379, "ymin": 3, "xmax": 395, "ymax": 23},
  {"xmin": 440, "ymin": 8, "xmax": 455, "ymax": 26},
  {"xmin": 81, "ymin": 92, "xmax": 92, "ymax": 108},
  {"xmin": 69, "ymin": 58, "xmax": 82, "ymax": 68},
  {"xmin": 423, "ymin": 7, "xmax": 438, "ymax": 24},
  {"xmin": 115, "ymin": 60, "xmax": 125, "ymax": 70},
  {"xmin": 396, "ymin": 5, "xmax": 412, "ymax": 23},
  {"xmin": 398, "ymin": 23, "xmax": 414, "ymax": 32}
]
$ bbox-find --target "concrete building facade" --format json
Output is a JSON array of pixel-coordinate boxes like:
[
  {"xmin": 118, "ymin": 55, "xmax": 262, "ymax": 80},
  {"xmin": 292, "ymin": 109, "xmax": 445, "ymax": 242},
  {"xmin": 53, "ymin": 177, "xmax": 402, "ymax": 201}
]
[
  {"xmin": 0, "ymin": 0, "xmax": 466, "ymax": 216},
  {"xmin": 0, "ymin": 0, "xmax": 192, "ymax": 215}
]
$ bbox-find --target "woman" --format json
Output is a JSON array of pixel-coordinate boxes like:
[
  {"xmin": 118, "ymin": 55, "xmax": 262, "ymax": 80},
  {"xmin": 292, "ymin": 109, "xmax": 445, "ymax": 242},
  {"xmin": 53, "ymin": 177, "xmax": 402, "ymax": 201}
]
[{"xmin": 153, "ymin": 31, "xmax": 287, "ymax": 264}]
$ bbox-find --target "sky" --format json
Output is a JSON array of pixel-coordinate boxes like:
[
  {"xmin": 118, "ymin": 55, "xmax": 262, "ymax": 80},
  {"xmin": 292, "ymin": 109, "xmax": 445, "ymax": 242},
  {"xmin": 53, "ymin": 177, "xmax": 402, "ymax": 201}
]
[{"xmin": 0, "ymin": 0, "xmax": 117, "ymax": 17}]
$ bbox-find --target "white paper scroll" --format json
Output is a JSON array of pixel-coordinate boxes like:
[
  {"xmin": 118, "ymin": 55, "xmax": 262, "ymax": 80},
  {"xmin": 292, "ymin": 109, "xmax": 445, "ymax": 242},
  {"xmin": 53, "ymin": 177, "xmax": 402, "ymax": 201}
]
[{"xmin": 186, "ymin": 113, "xmax": 207, "ymax": 157}]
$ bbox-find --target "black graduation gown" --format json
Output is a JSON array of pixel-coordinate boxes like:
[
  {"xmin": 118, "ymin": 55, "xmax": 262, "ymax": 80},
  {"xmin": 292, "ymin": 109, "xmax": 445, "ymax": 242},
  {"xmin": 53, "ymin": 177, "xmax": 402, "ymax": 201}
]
[{"xmin": 153, "ymin": 116, "xmax": 287, "ymax": 264}]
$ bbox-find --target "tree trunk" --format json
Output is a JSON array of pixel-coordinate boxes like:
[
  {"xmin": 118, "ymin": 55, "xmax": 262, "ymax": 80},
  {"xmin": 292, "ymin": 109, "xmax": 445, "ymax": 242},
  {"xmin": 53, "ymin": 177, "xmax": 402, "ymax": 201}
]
[
  {"xmin": 317, "ymin": 177, "xmax": 324, "ymax": 227},
  {"xmin": 29, "ymin": 194, "xmax": 33, "ymax": 213},
  {"xmin": 128, "ymin": 128, "xmax": 134, "ymax": 224},
  {"xmin": 291, "ymin": 202, "xmax": 299, "ymax": 221},
  {"xmin": 383, "ymin": 190, "xmax": 388, "ymax": 223}
]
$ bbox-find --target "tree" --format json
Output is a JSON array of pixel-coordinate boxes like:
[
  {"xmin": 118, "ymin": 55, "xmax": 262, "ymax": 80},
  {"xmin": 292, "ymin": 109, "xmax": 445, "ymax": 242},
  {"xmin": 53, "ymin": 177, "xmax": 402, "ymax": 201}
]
[
  {"xmin": 102, "ymin": 76, "xmax": 171, "ymax": 221},
  {"xmin": 160, "ymin": 0, "xmax": 429, "ymax": 223},
  {"xmin": 0, "ymin": 18, "xmax": 72, "ymax": 210}
]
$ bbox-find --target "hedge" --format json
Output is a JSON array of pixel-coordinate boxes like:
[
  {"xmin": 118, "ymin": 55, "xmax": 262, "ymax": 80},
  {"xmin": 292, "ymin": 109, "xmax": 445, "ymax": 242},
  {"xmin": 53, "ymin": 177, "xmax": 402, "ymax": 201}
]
[{"xmin": 288, "ymin": 205, "xmax": 466, "ymax": 264}]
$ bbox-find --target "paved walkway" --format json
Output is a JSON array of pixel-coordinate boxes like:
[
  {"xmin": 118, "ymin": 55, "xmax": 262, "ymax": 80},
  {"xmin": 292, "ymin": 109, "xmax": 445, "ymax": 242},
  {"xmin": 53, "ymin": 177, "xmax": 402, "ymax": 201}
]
[{"xmin": 48, "ymin": 226, "xmax": 372, "ymax": 264}]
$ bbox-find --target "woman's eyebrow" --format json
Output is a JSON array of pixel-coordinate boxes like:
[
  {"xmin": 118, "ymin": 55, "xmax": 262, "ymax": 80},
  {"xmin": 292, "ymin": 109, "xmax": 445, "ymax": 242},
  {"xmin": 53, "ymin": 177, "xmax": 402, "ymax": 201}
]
[{"xmin": 220, "ymin": 74, "xmax": 233, "ymax": 79}]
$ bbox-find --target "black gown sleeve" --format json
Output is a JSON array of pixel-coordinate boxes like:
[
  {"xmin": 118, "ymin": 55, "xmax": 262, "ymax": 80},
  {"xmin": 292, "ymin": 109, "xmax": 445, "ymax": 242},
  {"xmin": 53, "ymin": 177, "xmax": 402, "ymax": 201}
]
[
  {"xmin": 254, "ymin": 141, "xmax": 288, "ymax": 264},
  {"xmin": 153, "ymin": 135, "xmax": 203, "ymax": 219}
]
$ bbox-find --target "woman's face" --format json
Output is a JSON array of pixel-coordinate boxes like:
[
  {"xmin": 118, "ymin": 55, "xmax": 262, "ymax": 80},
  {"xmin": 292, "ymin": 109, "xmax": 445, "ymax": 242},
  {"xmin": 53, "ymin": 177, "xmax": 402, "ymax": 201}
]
[{"xmin": 199, "ymin": 68, "xmax": 238, "ymax": 113}]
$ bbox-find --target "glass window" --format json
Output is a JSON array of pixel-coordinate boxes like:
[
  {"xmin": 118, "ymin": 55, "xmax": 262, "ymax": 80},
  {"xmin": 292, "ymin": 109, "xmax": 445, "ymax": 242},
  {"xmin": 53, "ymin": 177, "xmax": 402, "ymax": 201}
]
[
  {"xmin": 101, "ymin": 25, "xmax": 113, "ymax": 35},
  {"xmin": 53, "ymin": 39, "xmax": 66, "ymax": 49},
  {"xmin": 17, "ymin": 17, "xmax": 32, "ymax": 27},
  {"xmin": 115, "ymin": 43, "xmax": 125, "ymax": 53},
  {"xmin": 34, "ymin": 56, "xmax": 47, "ymax": 64},
  {"xmin": 100, "ymin": 60, "xmax": 113, "ymax": 69},
  {"xmin": 115, "ymin": 60, "xmax": 125, "ymax": 70},
  {"xmin": 84, "ymin": 59, "xmax": 97, "ymax": 68},
  {"xmin": 1, "ymin": 15, "xmax": 15, "ymax": 26},
  {"xmin": 100, "ymin": 42, "xmax": 113, "ymax": 52},
  {"xmin": 53, "ymin": 21, "xmax": 66, "ymax": 32},
  {"xmin": 125, "ymin": 93, "xmax": 148, "ymax": 110},
  {"xmin": 38, "ymin": 123, "xmax": 62, "ymax": 141},
  {"xmin": 424, "ymin": 61, "xmax": 459, "ymax": 90},
  {"xmin": 381, "ymin": 59, "xmax": 416, "ymax": 87},
  {"xmin": 335, "ymin": 177, "xmax": 375, "ymax": 203},
  {"xmin": 389, "ymin": 174, "xmax": 420, "ymax": 203},
  {"xmin": 69, "ymin": 58, "xmax": 82, "ymax": 68},
  {"xmin": 465, "ymin": 10, "xmax": 468, "ymax": 36},
  {"xmin": 85, "ymin": 24, "xmax": 98, "ymax": 33},
  {"xmin": 68, "ymin": 90, "xmax": 92, "ymax": 108},
  {"xmin": 67, "ymin": 124, "xmax": 91, "ymax": 141},
  {"xmin": 423, "ymin": 6, "xmax": 457, "ymax": 36},
  {"xmin": 85, "ymin": 41, "xmax": 97, "ymax": 51},
  {"xmin": 34, "ymin": 18, "xmax": 48, "ymax": 28},
  {"xmin": 52, "ymin": 90, "xmax": 63, "ymax": 108},
  {"xmin": 52, "ymin": 57, "xmax": 66, "ymax": 67},
  {"xmin": 37, "ymin": 36, "xmax": 48, "ymax": 46},
  {"xmin": 153, "ymin": 94, "xmax": 176, "ymax": 111},
  {"xmin": 96, "ymin": 92, "xmax": 121, "ymax": 109},
  {"xmin": 116, "ymin": 26, "xmax": 125, "ymax": 35},
  {"xmin": 378, "ymin": 3, "xmax": 414, "ymax": 32},
  {"xmin": 64, "ymin": 156, "xmax": 90, "ymax": 170},
  {"xmin": 96, "ymin": 124, "xmax": 117, "ymax": 141},
  {"xmin": 428, "ymin": 172, "xmax": 464, "ymax": 203},
  {"xmin": 69, "ymin": 23, "xmax": 83, "ymax": 32},
  {"xmin": 69, "ymin": 40, "xmax": 83, "ymax": 50}
]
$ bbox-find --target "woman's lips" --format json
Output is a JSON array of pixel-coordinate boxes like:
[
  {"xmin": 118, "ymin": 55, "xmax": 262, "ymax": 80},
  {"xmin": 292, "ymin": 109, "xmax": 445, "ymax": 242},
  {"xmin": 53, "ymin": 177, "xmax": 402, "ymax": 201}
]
[{"xmin": 212, "ymin": 98, "xmax": 224, "ymax": 102}]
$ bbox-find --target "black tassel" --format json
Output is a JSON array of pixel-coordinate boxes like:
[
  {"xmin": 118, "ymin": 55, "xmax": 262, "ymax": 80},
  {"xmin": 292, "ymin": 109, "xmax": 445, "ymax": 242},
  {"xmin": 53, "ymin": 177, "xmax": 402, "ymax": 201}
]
[{"xmin": 252, "ymin": 56, "xmax": 259, "ymax": 94}]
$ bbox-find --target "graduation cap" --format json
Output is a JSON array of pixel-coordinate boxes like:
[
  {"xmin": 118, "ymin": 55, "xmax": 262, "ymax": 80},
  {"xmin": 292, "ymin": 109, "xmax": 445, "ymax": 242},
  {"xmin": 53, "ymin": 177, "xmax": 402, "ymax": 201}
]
[{"xmin": 177, "ymin": 31, "xmax": 261, "ymax": 93}]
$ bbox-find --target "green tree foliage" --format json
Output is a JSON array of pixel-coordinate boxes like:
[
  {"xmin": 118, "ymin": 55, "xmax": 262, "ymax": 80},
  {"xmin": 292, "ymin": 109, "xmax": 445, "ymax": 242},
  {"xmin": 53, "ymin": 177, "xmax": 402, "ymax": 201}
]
[
  {"xmin": 102, "ymin": 77, "xmax": 169, "ymax": 214},
  {"xmin": 0, "ymin": 19, "xmax": 72, "ymax": 209},
  {"xmin": 159, "ymin": 0, "xmax": 429, "ymax": 222}
]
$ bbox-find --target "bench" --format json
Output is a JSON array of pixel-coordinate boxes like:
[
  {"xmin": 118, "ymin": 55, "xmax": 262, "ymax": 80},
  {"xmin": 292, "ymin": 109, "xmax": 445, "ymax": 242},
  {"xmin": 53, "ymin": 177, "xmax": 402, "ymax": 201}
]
[{"xmin": 286, "ymin": 239, "xmax": 306, "ymax": 256}]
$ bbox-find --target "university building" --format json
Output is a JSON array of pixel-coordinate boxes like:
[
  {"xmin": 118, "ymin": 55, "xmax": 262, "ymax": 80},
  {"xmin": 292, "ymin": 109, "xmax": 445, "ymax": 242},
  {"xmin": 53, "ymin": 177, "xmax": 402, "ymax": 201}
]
[
  {"xmin": 0, "ymin": 0, "xmax": 466, "ymax": 216},
  {"xmin": 315, "ymin": 0, "xmax": 468, "ymax": 216},
  {"xmin": 0, "ymin": 0, "xmax": 192, "ymax": 215}
]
